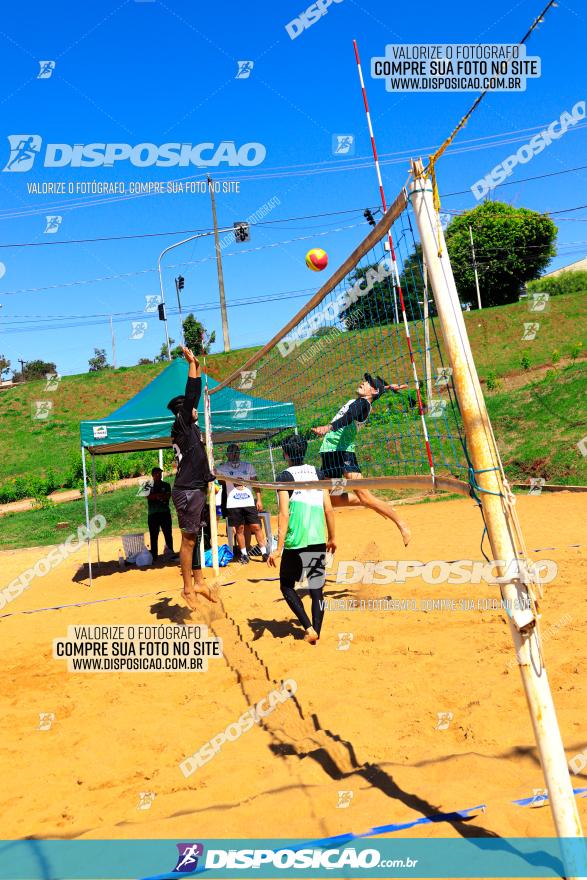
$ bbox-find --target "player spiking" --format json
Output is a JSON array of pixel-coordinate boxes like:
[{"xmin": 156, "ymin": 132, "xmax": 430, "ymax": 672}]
[{"xmin": 312, "ymin": 371, "xmax": 411, "ymax": 546}]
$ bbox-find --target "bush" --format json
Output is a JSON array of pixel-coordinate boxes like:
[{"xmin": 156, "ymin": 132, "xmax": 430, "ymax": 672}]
[
  {"xmin": 551, "ymin": 349, "xmax": 561, "ymax": 365},
  {"xmin": 486, "ymin": 370, "xmax": 501, "ymax": 391},
  {"xmin": 527, "ymin": 270, "xmax": 587, "ymax": 297},
  {"xmin": 520, "ymin": 354, "xmax": 531, "ymax": 371},
  {"xmin": 569, "ymin": 341, "xmax": 583, "ymax": 361}
]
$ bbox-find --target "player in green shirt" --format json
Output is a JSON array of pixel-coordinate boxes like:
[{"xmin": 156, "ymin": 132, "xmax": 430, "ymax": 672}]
[
  {"xmin": 312, "ymin": 372, "xmax": 411, "ymax": 546},
  {"xmin": 267, "ymin": 434, "xmax": 336, "ymax": 645}
]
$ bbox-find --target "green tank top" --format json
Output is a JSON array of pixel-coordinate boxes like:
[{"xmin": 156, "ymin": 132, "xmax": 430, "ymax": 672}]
[{"xmin": 279, "ymin": 465, "xmax": 326, "ymax": 549}]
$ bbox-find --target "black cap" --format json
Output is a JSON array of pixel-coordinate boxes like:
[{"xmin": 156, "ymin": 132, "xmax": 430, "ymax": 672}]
[
  {"xmin": 364, "ymin": 372, "xmax": 388, "ymax": 399},
  {"xmin": 167, "ymin": 395, "xmax": 184, "ymax": 415}
]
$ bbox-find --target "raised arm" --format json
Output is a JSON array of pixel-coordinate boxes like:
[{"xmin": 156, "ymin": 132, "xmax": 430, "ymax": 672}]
[{"xmin": 181, "ymin": 346, "xmax": 202, "ymax": 417}]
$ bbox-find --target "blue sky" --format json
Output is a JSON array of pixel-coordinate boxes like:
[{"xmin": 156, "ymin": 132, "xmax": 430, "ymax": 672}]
[{"xmin": 0, "ymin": 0, "xmax": 585, "ymax": 376}]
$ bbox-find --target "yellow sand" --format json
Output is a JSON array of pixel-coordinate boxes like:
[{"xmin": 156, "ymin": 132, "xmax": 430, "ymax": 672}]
[{"xmin": 0, "ymin": 492, "xmax": 585, "ymax": 841}]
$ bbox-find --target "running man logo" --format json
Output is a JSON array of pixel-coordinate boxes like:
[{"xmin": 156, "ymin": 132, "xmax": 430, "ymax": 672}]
[
  {"xmin": 37, "ymin": 712, "xmax": 55, "ymax": 731},
  {"xmin": 332, "ymin": 134, "xmax": 355, "ymax": 156},
  {"xmin": 522, "ymin": 322, "xmax": 540, "ymax": 341},
  {"xmin": 44, "ymin": 372, "xmax": 61, "ymax": 391},
  {"xmin": 336, "ymin": 632, "xmax": 353, "ymax": 651},
  {"xmin": 529, "ymin": 788, "xmax": 549, "ymax": 808},
  {"xmin": 336, "ymin": 790, "xmax": 354, "ymax": 808},
  {"xmin": 435, "ymin": 711, "xmax": 453, "ymax": 730},
  {"xmin": 137, "ymin": 480, "xmax": 153, "ymax": 498},
  {"xmin": 137, "ymin": 791, "xmax": 156, "ymax": 810},
  {"xmin": 145, "ymin": 294, "xmax": 162, "ymax": 313},
  {"xmin": 234, "ymin": 399, "xmax": 253, "ymax": 419},
  {"xmin": 434, "ymin": 366, "xmax": 452, "ymax": 388},
  {"xmin": 428, "ymin": 399, "xmax": 447, "ymax": 418},
  {"xmin": 236, "ymin": 61, "xmax": 254, "ymax": 79},
  {"xmin": 3, "ymin": 135, "xmax": 42, "ymax": 172},
  {"xmin": 238, "ymin": 370, "xmax": 257, "ymax": 390},
  {"xmin": 529, "ymin": 292, "xmax": 550, "ymax": 313},
  {"xmin": 37, "ymin": 60, "xmax": 56, "ymax": 79},
  {"xmin": 528, "ymin": 477, "xmax": 545, "ymax": 495},
  {"xmin": 32, "ymin": 400, "xmax": 53, "ymax": 421},
  {"xmin": 130, "ymin": 321, "xmax": 148, "ymax": 340},
  {"xmin": 44, "ymin": 215, "xmax": 62, "ymax": 234},
  {"xmin": 299, "ymin": 550, "xmax": 326, "ymax": 591},
  {"xmin": 173, "ymin": 843, "xmax": 204, "ymax": 873}
]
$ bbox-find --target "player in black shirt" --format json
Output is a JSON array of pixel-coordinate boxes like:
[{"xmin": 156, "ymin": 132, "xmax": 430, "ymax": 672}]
[{"xmin": 167, "ymin": 346, "xmax": 216, "ymax": 608}]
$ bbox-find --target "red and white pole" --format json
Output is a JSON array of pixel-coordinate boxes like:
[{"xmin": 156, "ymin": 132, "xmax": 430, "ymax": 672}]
[{"xmin": 353, "ymin": 39, "xmax": 435, "ymax": 480}]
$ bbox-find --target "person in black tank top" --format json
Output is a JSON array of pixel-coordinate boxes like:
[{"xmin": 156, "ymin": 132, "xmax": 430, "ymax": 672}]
[{"xmin": 167, "ymin": 347, "xmax": 216, "ymax": 609}]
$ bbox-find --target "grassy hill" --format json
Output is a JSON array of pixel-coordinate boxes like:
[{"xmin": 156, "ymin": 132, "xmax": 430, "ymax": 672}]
[{"xmin": 0, "ymin": 291, "xmax": 585, "ymax": 501}]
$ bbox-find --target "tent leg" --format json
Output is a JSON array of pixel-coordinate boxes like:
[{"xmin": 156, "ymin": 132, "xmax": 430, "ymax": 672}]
[
  {"xmin": 81, "ymin": 447, "xmax": 93, "ymax": 588},
  {"xmin": 91, "ymin": 453, "xmax": 100, "ymax": 565},
  {"xmin": 208, "ymin": 481, "xmax": 219, "ymax": 577},
  {"xmin": 158, "ymin": 448, "xmax": 164, "ymax": 469}
]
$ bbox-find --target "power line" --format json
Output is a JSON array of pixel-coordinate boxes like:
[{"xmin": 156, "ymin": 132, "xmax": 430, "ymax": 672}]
[{"xmin": 442, "ymin": 165, "xmax": 587, "ymax": 198}]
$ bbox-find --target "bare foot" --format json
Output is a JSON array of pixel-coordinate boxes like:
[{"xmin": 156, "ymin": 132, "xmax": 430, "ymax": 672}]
[
  {"xmin": 181, "ymin": 589, "xmax": 199, "ymax": 611},
  {"xmin": 195, "ymin": 585, "xmax": 217, "ymax": 603},
  {"xmin": 304, "ymin": 627, "xmax": 319, "ymax": 645},
  {"xmin": 400, "ymin": 524, "xmax": 412, "ymax": 547}
]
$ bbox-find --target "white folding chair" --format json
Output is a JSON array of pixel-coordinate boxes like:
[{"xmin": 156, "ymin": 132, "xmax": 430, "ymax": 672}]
[{"xmin": 122, "ymin": 533, "xmax": 147, "ymax": 563}]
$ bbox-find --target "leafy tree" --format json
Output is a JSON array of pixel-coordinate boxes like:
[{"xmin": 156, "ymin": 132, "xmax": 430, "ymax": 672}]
[
  {"xmin": 182, "ymin": 313, "xmax": 216, "ymax": 355},
  {"xmin": 88, "ymin": 348, "xmax": 109, "ymax": 372},
  {"xmin": 155, "ymin": 338, "xmax": 175, "ymax": 363},
  {"xmin": 445, "ymin": 201, "xmax": 557, "ymax": 307},
  {"xmin": 12, "ymin": 359, "xmax": 57, "ymax": 382},
  {"xmin": 0, "ymin": 354, "xmax": 11, "ymax": 379},
  {"xmin": 137, "ymin": 357, "xmax": 154, "ymax": 365}
]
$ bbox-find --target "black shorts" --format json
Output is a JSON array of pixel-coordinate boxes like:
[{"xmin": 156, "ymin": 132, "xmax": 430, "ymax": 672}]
[
  {"xmin": 171, "ymin": 487, "xmax": 207, "ymax": 534},
  {"xmin": 226, "ymin": 506, "xmax": 261, "ymax": 528},
  {"xmin": 319, "ymin": 451, "xmax": 362, "ymax": 479}
]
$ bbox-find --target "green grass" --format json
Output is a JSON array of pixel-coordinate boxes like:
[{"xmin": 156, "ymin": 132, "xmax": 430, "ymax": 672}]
[{"xmin": 0, "ymin": 290, "xmax": 585, "ymax": 498}]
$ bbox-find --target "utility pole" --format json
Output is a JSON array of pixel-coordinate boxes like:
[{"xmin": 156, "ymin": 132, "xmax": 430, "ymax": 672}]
[
  {"xmin": 109, "ymin": 316, "xmax": 117, "ymax": 369},
  {"xmin": 18, "ymin": 358, "xmax": 26, "ymax": 380},
  {"xmin": 469, "ymin": 224, "xmax": 482, "ymax": 310},
  {"xmin": 208, "ymin": 175, "xmax": 231, "ymax": 351}
]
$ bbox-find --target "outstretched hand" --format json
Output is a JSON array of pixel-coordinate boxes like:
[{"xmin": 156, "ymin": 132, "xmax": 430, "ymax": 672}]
[
  {"xmin": 312, "ymin": 425, "xmax": 330, "ymax": 437},
  {"xmin": 181, "ymin": 346, "xmax": 199, "ymax": 367}
]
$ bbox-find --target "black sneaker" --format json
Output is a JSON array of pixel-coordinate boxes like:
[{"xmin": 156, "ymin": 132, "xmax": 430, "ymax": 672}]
[
  {"xmin": 261, "ymin": 553, "xmax": 270, "ymax": 562},
  {"xmin": 249, "ymin": 546, "xmax": 262, "ymax": 557},
  {"xmin": 238, "ymin": 555, "xmax": 250, "ymax": 565}
]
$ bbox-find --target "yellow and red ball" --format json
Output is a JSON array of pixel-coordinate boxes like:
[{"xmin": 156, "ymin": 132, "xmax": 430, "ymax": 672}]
[{"xmin": 305, "ymin": 248, "xmax": 328, "ymax": 272}]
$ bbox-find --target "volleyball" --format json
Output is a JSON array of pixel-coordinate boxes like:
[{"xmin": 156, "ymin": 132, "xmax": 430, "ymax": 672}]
[{"xmin": 305, "ymin": 248, "xmax": 328, "ymax": 271}]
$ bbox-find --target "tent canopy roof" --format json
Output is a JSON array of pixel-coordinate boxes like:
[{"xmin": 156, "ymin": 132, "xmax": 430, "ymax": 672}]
[{"xmin": 79, "ymin": 359, "xmax": 296, "ymax": 455}]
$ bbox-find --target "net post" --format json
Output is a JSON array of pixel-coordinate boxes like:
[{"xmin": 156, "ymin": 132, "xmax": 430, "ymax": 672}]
[
  {"xmin": 203, "ymin": 387, "xmax": 219, "ymax": 576},
  {"xmin": 409, "ymin": 160, "xmax": 585, "ymax": 863}
]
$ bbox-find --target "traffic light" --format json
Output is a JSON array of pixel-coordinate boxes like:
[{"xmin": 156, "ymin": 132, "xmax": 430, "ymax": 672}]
[
  {"xmin": 176, "ymin": 275, "xmax": 185, "ymax": 291},
  {"xmin": 234, "ymin": 221, "xmax": 250, "ymax": 243},
  {"xmin": 364, "ymin": 208, "xmax": 376, "ymax": 227},
  {"xmin": 157, "ymin": 303, "xmax": 166, "ymax": 321}
]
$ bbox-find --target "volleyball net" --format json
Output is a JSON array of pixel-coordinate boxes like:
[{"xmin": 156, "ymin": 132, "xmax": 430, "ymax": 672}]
[{"xmin": 204, "ymin": 183, "xmax": 471, "ymax": 496}]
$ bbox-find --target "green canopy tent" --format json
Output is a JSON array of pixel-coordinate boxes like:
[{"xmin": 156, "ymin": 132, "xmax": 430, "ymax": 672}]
[{"xmin": 79, "ymin": 359, "xmax": 297, "ymax": 584}]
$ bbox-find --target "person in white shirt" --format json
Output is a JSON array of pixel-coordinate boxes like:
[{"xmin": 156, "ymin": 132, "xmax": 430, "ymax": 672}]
[{"xmin": 216, "ymin": 443, "xmax": 268, "ymax": 564}]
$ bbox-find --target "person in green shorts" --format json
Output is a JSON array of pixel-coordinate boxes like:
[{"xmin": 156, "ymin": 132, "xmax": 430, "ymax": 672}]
[
  {"xmin": 312, "ymin": 371, "xmax": 411, "ymax": 546},
  {"xmin": 267, "ymin": 434, "xmax": 336, "ymax": 645}
]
